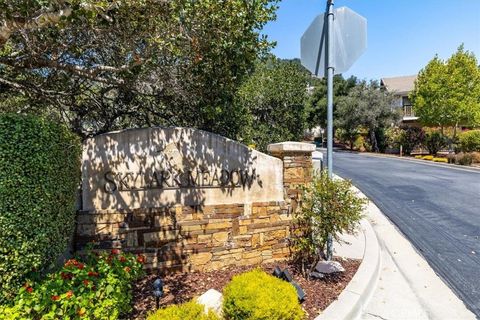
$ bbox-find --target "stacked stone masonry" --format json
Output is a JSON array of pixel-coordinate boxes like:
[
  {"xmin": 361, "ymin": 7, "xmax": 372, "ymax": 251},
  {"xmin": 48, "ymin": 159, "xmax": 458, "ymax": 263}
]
[
  {"xmin": 76, "ymin": 202, "xmax": 292, "ymax": 272},
  {"xmin": 76, "ymin": 140, "xmax": 315, "ymax": 273}
]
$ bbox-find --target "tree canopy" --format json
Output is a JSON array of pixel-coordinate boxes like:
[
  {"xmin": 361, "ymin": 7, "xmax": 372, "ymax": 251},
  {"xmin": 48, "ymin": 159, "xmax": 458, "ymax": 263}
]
[
  {"xmin": 0, "ymin": 0, "xmax": 279, "ymax": 139},
  {"xmin": 410, "ymin": 46, "xmax": 480, "ymax": 133},
  {"xmin": 306, "ymin": 75, "xmax": 357, "ymax": 129},
  {"xmin": 236, "ymin": 57, "xmax": 309, "ymax": 151},
  {"xmin": 336, "ymin": 81, "xmax": 398, "ymax": 152}
]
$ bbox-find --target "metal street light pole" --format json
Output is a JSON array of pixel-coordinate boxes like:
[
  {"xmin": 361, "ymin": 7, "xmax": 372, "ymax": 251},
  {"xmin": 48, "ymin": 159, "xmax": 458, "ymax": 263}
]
[{"xmin": 326, "ymin": 0, "xmax": 334, "ymax": 260}]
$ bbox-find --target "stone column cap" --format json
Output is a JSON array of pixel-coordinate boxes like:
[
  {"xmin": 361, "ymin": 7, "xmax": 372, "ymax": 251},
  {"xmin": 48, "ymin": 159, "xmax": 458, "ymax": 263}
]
[{"xmin": 267, "ymin": 142, "xmax": 316, "ymax": 153}]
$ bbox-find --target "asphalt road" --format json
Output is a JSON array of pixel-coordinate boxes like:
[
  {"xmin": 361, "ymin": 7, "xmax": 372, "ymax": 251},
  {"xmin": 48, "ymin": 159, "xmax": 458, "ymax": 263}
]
[{"xmin": 329, "ymin": 151, "xmax": 480, "ymax": 317}]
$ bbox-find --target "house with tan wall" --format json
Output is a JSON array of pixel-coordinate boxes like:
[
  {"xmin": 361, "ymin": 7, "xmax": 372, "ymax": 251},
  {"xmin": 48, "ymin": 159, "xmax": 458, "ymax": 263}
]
[{"xmin": 380, "ymin": 75, "xmax": 418, "ymax": 125}]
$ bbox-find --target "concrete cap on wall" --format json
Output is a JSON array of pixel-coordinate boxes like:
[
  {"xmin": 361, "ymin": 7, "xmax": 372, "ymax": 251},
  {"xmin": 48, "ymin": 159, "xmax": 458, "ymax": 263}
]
[{"xmin": 267, "ymin": 142, "xmax": 316, "ymax": 154}]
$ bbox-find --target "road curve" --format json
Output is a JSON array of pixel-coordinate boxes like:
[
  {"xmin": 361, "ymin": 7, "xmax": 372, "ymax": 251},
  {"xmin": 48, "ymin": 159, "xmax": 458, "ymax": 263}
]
[{"xmin": 329, "ymin": 151, "xmax": 480, "ymax": 316}]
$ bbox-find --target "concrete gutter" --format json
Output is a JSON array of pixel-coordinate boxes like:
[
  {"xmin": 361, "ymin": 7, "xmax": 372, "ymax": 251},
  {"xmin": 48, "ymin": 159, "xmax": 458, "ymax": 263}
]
[{"xmin": 315, "ymin": 196, "xmax": 381, "ymax": 320}]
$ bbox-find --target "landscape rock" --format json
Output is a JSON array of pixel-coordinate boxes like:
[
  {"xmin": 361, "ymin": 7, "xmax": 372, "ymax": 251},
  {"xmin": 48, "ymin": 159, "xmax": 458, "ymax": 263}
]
[
  {"xmin": 197, "ymin": 289, "xmax": 223, "ymax": 316},
  {"xmin": 315, "ymin": 260, "xmax": 345, "ymax": 274},
  {"xmin": 309, "ymin": 271, "xmax": 325, "ymax": 279}
]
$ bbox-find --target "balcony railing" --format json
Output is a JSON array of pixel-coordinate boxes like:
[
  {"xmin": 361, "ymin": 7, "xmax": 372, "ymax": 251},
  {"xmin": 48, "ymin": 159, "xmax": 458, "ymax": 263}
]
[{"xmin": 403, "ymin": 105, "xmax": 414, "ymax": 117}]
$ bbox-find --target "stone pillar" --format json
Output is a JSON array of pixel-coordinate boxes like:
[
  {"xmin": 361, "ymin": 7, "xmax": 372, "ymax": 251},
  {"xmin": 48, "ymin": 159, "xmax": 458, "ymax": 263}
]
[{"xmin": 267, "ymin": 142, "xmax": 316, "ymax": 212}]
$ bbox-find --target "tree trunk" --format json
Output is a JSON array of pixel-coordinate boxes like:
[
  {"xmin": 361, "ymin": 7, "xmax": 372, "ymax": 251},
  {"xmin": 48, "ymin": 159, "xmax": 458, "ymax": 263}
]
[
  {"xmin": 370, "ymin": 129, "xmax": 379, "ymax": 153},
  {"xmin": 453, "ymin": 123, "xmax": 458, "ymax": 140}
]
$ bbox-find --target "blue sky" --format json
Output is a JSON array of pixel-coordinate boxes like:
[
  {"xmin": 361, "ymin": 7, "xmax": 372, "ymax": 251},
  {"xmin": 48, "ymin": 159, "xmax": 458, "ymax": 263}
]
[{"xmin": 263, "ymin": 0, "xmax": 480, "ymax": 80}]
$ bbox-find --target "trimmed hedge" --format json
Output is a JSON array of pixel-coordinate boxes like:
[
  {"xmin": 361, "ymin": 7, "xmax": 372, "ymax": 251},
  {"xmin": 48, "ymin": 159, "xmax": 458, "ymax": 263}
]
[
  {"xmin": 0, "ymin": 114, "xmax": 81, "ymax": 303},
  {"xmin": 459, "ymin": 130, "xmax": 480, "ymax": 152},
  {"xmin": 147, "ymin": 300, "xmax": 219, "ymax": 320},
  {"xmin": 223, "ymin": 269, "xmax": 305, "ymax": 320}
]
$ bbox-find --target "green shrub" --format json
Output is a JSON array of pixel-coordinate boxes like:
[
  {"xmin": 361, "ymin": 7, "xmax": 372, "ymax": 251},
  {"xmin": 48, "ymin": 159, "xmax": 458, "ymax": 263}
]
[
  {"xmin": 223, "ymin": 269, "xmax": 304, "ymax": 320},
  {"xmin": 353, "ymin": 135, "xmax": 366, "ymax": 152},
  {"xmin": 472, "ymin": 152, "xmax": 480, "ymax": 164},
  {"xmin": 384, "ymin": 127, "xmax": 402, "ymax": 150},
  {"xmin": 398, "ymin": 126, "xmax": 425, "ymax": 154},
  {"xmin": 459, "ymin": 130, "xmax": 480, "ymax": 152},
  {"xmin": 293, "ymin": 172, "xmax": 366, "ymax": 271},
  {"xmin": 424, "ymin": 131, "xmax": 447, "ymax": 155},
  {"xmin": 0, "ymin": 250, "xmax": 145, "ymax": 319},
  {"xmin": 455, "ymin": 152, "xmax": 474, "ymax": 166},
  {"xmin": 0, "ymin": 114, "xmax": 81, "ymax": 302},
  {"xmin": 147, "ymin": 300, "xmax": 219, "ymax": 320},
  {"xmin": 335, "ymin": 128, "xmax": 359, "ymax": 150}
]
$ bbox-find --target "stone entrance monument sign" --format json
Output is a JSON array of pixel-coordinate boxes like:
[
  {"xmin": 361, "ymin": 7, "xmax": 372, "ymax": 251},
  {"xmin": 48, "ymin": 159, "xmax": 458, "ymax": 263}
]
[
  {"xmin": 77, "ymin": 127, "xmax": 315, "ymax": 272},
  {"xmin": 81, "ymin": 127, "xmax": 284, "ymax": 211}
]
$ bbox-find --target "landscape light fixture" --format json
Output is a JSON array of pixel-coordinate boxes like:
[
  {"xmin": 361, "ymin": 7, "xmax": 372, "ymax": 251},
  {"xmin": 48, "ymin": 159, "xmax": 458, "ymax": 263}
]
[
  {"xmin": 281, "ymin": 269, "xmax": 293, "ymax": 282},
  {"xmin": 272, "ymin": 266, "xmax": 306, "ymax": 302},
  {"xmin": 273, "ymin": 266, "xmax": 283, "ymax": 278},
  {"xmin": 152, "ymin": 278, "xmax": 164, "ymax": 309},
  {"xmin": 292, "ymin": 281, "xmax": 306, "ymax": 302}
]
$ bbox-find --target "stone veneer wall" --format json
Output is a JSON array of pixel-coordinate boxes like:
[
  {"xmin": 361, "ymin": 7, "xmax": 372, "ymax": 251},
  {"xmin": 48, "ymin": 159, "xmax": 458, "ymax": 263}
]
[{"xmin": 75, "ymin": 142, "xmax": 315, "ymax": 273}]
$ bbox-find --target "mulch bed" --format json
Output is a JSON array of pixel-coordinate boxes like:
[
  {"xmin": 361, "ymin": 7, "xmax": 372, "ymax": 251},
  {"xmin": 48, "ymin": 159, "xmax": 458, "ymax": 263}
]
[{"xmin": 128, "ymin": 258, "xmax": 360, "ymax": 320}]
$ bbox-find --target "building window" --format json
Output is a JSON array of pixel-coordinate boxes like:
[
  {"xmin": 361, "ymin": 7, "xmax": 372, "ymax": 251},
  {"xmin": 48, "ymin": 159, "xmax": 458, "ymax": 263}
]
[{"xmin": 402, "ymin": 97, "xmax": 414, "ymax": 117}]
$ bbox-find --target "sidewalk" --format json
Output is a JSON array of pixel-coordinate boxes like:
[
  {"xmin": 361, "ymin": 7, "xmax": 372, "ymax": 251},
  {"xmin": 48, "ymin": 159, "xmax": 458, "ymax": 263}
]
[
  {"xmin": 324, "ymin": 190, "xmax": 476, "ymax": 320},
  {"xmin": 361, "ymin": 200, "xmax": 475, "ymax": 320}
]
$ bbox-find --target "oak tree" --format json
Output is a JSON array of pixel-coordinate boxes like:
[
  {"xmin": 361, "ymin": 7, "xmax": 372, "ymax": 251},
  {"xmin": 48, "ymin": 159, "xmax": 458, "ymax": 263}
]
[{"xmin": 0, "ymin": 0, "xmax": 279, "ymax": 139}]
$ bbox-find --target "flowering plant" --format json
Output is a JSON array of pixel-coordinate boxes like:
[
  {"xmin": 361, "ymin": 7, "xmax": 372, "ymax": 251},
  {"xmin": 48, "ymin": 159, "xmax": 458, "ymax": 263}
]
[{"xmin": 0, "ymin": 250, "xmax": 145, "ymax": 319}]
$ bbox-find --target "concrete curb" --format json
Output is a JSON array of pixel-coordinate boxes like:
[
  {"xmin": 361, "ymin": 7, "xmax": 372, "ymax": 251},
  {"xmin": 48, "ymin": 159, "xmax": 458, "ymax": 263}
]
[{"xmin": 315, "ymin": 209, "xmax": 381, "ymax": 319}]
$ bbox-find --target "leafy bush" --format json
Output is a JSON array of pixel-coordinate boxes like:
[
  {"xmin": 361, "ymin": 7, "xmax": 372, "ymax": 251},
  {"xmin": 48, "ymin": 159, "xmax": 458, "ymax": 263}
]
[
  {"xmin": 459, "ymin": 130, "xmax": 480, "ymax": 152},
  {"xmin": 223, "ymin": 269, "xmax": 304, "ymax": 320},
  {"xmin": 424, "ymin": 131, "xmax": 447, "ymax": 155},
  {"xmin": 335, "ymin": 128, "xmax": 359, "ymax": 150},
  {"xmin": 0, "ymin": 114, "xmax": 81, "ymax": 302},
  {"xmin": 454, "ymin": 152, "xmax": 474, "ymax": 166},
  {"xmin": 472, "ymin": 152, "xmax": 480, "ymax": 164},
  {"xmin": 448, "ymin": 152, "xmax": 474, "ymax": 165},
  {"xmin": 0, "ymin": 250, "xmax": 145, "ymax": 319},
  {"xmin": 293, "ymin": 172, "xmax": 366, "ymax": 274},
  {"xmin": 384, "ymin": 127, "xmax": 402, "ymax": 150},
  {"xmin": 398, "ymin": 126, "xmax": 425, "ymax": 154},
  {"xmin": 147, "ymin": 300, "xmax": 219, "ymax": 320},
  {"xmin": 353, "ymin": 135, "xmax": 367, "ymax": 152}
]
